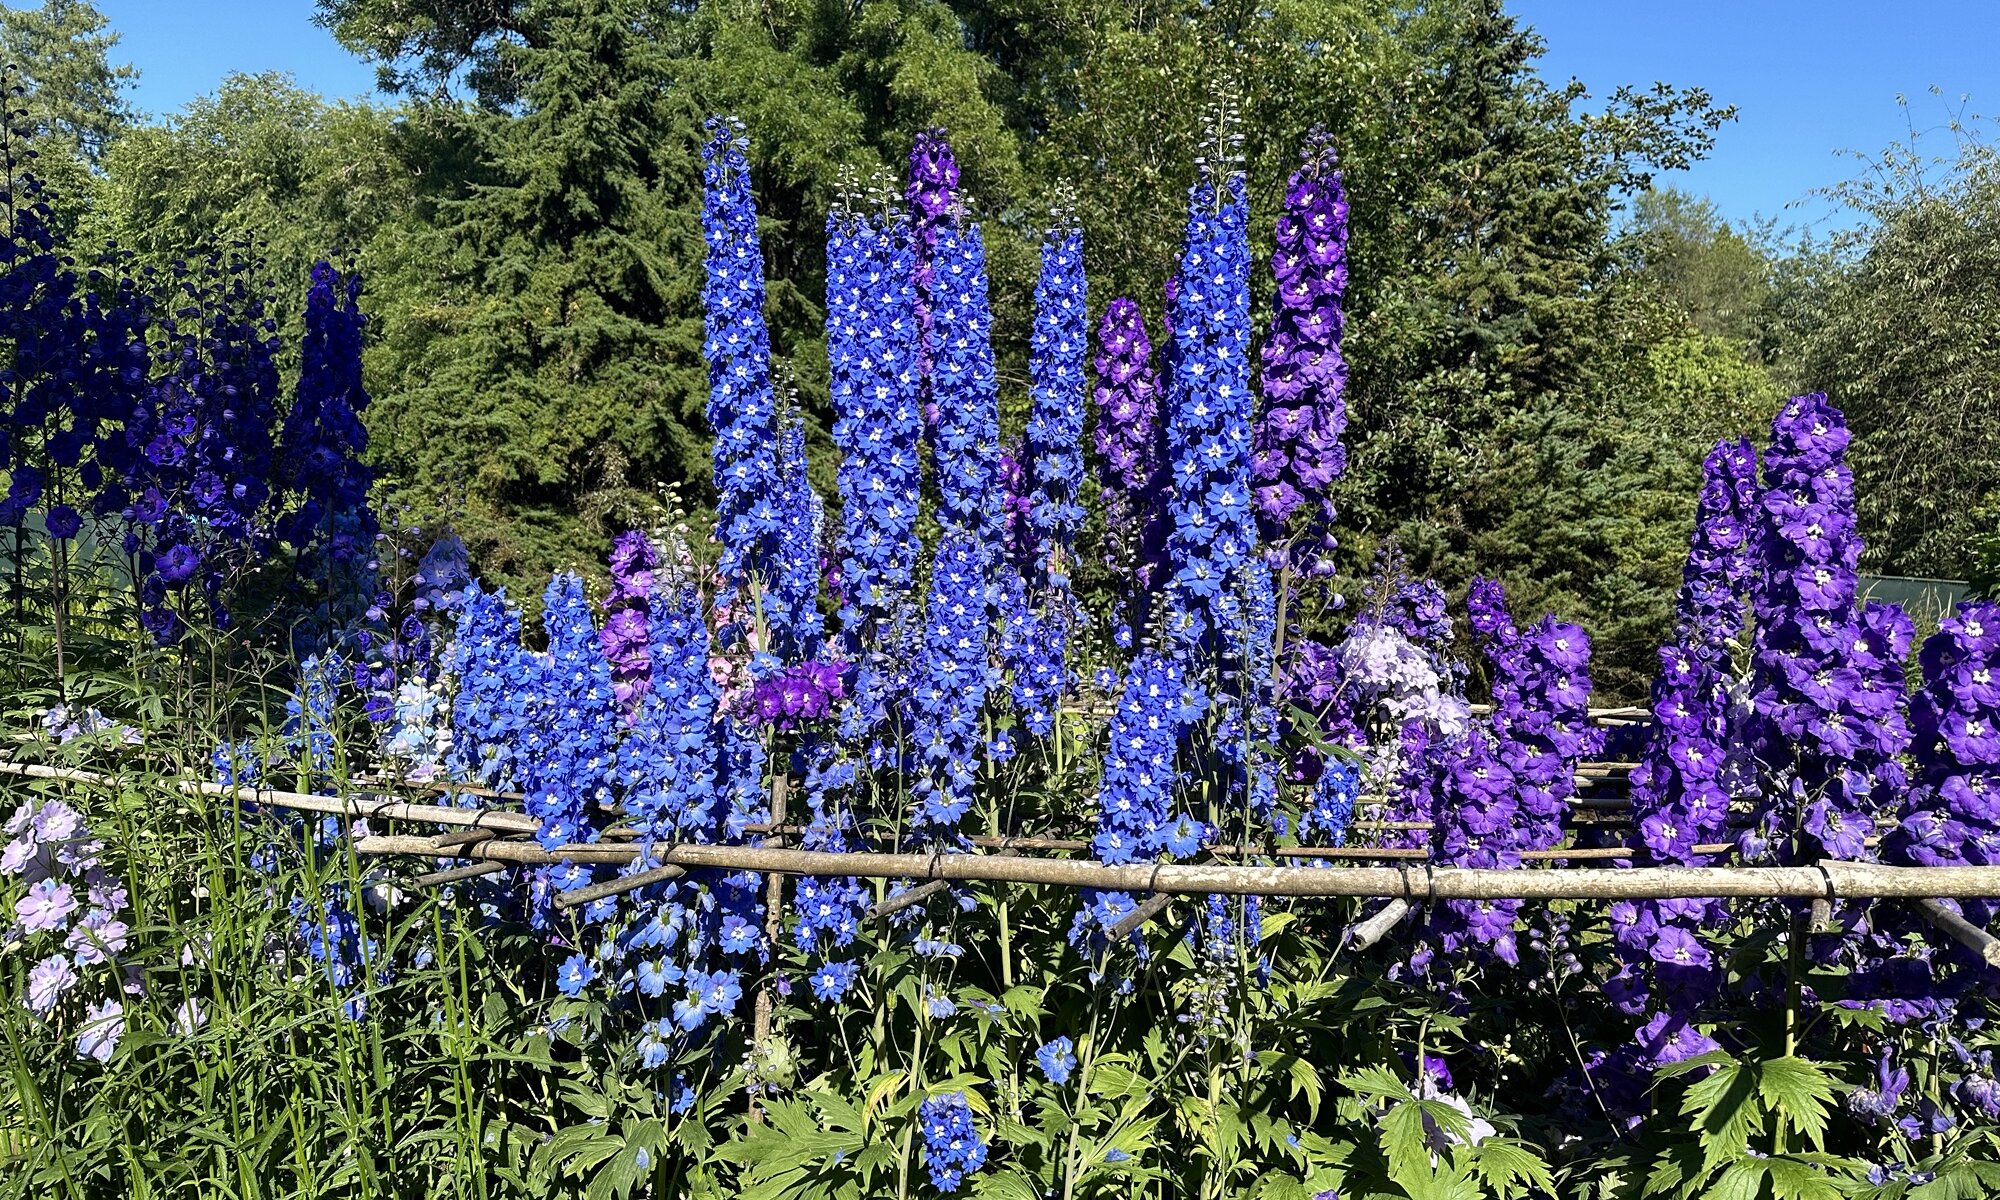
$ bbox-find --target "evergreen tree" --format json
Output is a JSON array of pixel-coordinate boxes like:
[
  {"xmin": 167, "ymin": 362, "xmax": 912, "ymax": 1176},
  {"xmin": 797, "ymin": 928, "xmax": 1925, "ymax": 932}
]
[{"xmin": 0, "ymin": 0, "xmax": 136, "ymax": 165}]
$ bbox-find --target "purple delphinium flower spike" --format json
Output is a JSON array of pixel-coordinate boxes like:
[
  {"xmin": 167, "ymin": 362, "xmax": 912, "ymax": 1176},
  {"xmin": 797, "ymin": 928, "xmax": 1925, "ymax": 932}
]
[{"xmin": 1253, "ymin": 130, "xmax": 1350, "ymax": 577}]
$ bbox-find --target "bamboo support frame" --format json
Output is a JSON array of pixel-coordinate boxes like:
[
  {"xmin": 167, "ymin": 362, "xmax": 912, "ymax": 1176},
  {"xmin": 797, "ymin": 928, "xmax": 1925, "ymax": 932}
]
[
  {"xmin": 349, "ymin": 834, "xmax": 2000, "ymax": 901},
  {"xmin": 871, "ymin": 879, "xmax": 951, "ymax": 920},
  {"xmin": 554, "ymin": 865, "xmax": 687, "ymax": 911}
]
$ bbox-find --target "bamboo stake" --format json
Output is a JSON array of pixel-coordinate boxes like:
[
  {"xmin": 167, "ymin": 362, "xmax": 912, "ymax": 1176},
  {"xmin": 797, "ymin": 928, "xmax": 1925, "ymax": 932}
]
[
  {"xmin": 412, "ymin": 862, "xmax": 508, "ymax": 888},
  {"xmin": 349, "ymin": 836, "xmax": 2000, "ymax": 901},
  {"xmin": 1911, "ymin": 898, "xmax": 2000, "ymax": 968},
  {"xmin": 1106, "ymin": 892, "xmax": 1176, "ymax": 940},
  {"xmin": 554, "ymin": 865, "xmax": 688, "ymax": 911},
  {"xmin": 870, "ymin": 879, "xmax": 950, "ymax": 920},
  {"xmin": 1343, "ymin": 899, "xmax": 1411, "ymax": 952}
]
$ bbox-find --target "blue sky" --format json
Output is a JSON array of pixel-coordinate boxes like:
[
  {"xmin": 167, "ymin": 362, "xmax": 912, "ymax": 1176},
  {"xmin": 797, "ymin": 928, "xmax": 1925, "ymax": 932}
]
[
  {"xmin": 31, "ymin": 0, "xmax": 2000, "ymax": 235},
  {"xmin": 1512, "ymin": 0, "xmax": 2000, "ymax": 233}
]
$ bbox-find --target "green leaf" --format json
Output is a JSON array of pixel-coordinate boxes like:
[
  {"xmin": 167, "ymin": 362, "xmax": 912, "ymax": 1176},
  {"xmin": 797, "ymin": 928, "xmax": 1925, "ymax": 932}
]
[
  {"xmin": 1757, "ymin": 1057, "xmax": 1837, "ymax": 1153},
  {"xmin": 1680, "ymin": 1057, "xmax": 1761, "ymax": 1177},
  {"xmin": 1762, "ymin": 1156, "xmax": 1842, "ymax": 1200},
  {"xmin": 1471, "ymin": 1139, "xmax": 1556, "ymax": 1198},
  {"xmin": 971, "ymin": 1171, "xmax": 1042, "ymax": 1200},
  {"xmin": 1707, "ymin": 1161, "xmax": 1767, "ymax": 1200},
  {"xmin": 1381, "ymin": 1101, "xmax": 1436, "ymax": 1191}
]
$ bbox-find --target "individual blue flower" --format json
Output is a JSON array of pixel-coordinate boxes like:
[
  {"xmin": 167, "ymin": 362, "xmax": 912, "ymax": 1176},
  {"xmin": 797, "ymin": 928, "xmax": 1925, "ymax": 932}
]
[
  {"xmin": 1035, "ymin": 1036, "xmax": 1077, "ymax": 1085},
  {"xmin": 809, "ymin": 960, "xmax": 860, "ymax": 1003},
  {"xmin": 556, "ymin": 954, "xmax": 595, "ymax": 998}
]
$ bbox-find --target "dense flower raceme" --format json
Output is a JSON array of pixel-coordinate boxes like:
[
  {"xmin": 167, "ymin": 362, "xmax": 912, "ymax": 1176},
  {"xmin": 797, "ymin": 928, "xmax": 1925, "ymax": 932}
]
[
  {"xmin": 274, "ymin": 261, "xmax": 376, "ymax": 571},
  {"xmin": 599, "ymin": 570, "xmax": 769, "ymax": 1044},
  {"xmin": 601, "ymin": 530, "xmax": 660, "ymax": 715},
  {"xmin": 1024, "ymin": 222, "xmax": 1088, "ymax": 594},
  {"xmin": 116, "ymin": 253, "xmax": 285, "ymax": 639},
  {"xmin": 904, "ymin": 214, "xmax": 1005, "ymax": 842},
  {"xmin": 1598, "ymin": 443, "xmax": 1765, "ymax": 1069},
  {"xmin": 996, "ymin": 222, "xmax": 1090, "ymax": 737},
  {"xmin": 1841, "ymin": 601, "xmax": 2000, "ymax": 1062},
  {"xmin": 1414, "ymin": 583, "xmax": 1594, "ymax": 970},
  {"xmin": 701, "ymin": 118, "xmax": 780, "ymax": 618},
  {"xmin": 445, "ymin": 581, "xmax": 531, "ymax": 791},
  {"xmin": 0, "ymin": 162, "xmax": 151, "ymax": 544},
  {"xmin": 908, "ymin": 530, "xmax": 998, "ymax": 841},
  {"xmin": 1158, "ymin": 166, "xmax": 1258, "ymax": 664},
  {"xmin": 919, "ymin": 1091, "xmax": 989, "ymax": 1193},
  {"xmin": 906, "ymin": 129, "xmax": 959, "ymax": 433},
  {"xmin": 1743, "ymin": 394, "xmax": 1912, "ymax": 867},
  {"xmin": 767, "ymin": 418, "xmax": 827, "ymax": 664},
  {"xmin": 1252, "ymin": 130, "xmax": 1350, "ymax": 574},
  {"xmin": 928, "ymin": 221, "xmax": 1005, "ymax": 547},
  {"xmin": 1072, "ymin": 651, "xmax": 1207, "ymax": 949},
  {"xmin": 2, "ymin": 794, "xmax": 134, "ymax": 1061},
  {"xmin": 1091, "ymin": 296, "xmax": 1166, "ymax": 601},
  {"xmin": 1626, "ymin": 440, "xmax": 1761, "ymax": 868},
  {"xmin": 827, "ymin": 203, "xmax": 922, "ymax": 639}
]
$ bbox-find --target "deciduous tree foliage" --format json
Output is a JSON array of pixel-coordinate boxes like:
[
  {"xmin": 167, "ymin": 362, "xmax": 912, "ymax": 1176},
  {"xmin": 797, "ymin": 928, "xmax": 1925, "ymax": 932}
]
[{"xmin": 9, "ymin": 0, "xmax": 1825, "ymax": 688}]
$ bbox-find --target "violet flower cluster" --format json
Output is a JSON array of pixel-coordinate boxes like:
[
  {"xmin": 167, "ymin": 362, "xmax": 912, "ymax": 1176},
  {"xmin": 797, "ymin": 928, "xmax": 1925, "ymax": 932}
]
[
  {"xmin": 750, "ymin": 660, "xmax": 846, "ymax": 730},
  {"xmin": 1091, "ymin": 296, "xmax": 1166, "ymax": 606},
  {"xmin": 1599, "ymin": 442, "xmax": 1763, "ymax": 1067},
  {"xmin": 274, "ymin": 261, "xmax": 376, "ymax": 572},
  {"xmin": 1848, "ymin": 601, "xmax": 2000, "ymax": 1045},
  {"xmin": 118, "ymin": 254, "xmax": 284, "ymax": 639},
  {"xmin": 700, "ymin": 118, "xmax": 780, "ymax": 622},
  {"xmin": 3, "ymin": 797, "xmax": 133, "ymax": 1062},
  {"xmin": 1630, "ymin": 440, "xmax": 1760, "ymax": 865},
  {"xmin": 1743, "ymin": 394, "xmax": 1912, "ymax": 866},
  {"xmin": 600, "ymin": 530, "xmax": 659, "ymax": 715},
  {"xmin": 1472, "ymin": 578, "xmax": 1597, "ymax": 853},
  {"xmin": 1252, "ymin": 130, "xmax": 1349, "ymax": 575}
]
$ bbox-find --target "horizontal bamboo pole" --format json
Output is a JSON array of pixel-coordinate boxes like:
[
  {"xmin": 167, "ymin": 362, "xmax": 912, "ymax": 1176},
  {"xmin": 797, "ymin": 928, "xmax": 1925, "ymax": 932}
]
[
  {"xmin": 1912, "ymin": 898, "xmax": 2000, "ymax": 967},
  {"xmin": 350, "ymin": 835, "xmax": 2000, "ymax": 901},
  {"xmin": 0, "ymin": 761, "xmax": 543, "ymax": 836}
]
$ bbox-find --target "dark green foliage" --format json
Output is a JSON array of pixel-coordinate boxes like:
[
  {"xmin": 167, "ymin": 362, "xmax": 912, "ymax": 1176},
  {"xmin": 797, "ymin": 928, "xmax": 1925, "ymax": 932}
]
[{"xmin": 0, "ymin": 0, "xmax": 134, "ymax": 164}]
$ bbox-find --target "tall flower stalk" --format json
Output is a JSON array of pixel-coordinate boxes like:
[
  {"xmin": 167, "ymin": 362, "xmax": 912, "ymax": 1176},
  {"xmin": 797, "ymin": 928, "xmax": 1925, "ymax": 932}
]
[
  {"xmin": 701, "ymin": 117, "xmax": 780, "ymax": 629},
  {"xmin": 1253, "ymin": 130, "xmax": 1350, "ymax": 577}
]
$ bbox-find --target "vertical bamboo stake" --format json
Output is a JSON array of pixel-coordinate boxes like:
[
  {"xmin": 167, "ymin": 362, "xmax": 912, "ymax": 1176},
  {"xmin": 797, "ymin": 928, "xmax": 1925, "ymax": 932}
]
[{"xmin": 752, "ymin": 770, "xmax": 789, "ymax": 1047}]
